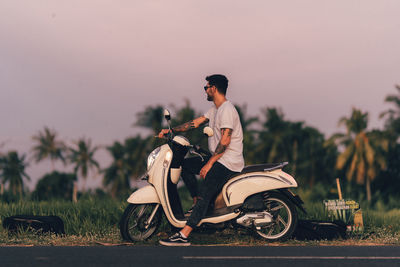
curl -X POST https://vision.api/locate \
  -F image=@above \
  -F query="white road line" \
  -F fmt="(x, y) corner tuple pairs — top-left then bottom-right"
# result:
(183, 256), (400, 260)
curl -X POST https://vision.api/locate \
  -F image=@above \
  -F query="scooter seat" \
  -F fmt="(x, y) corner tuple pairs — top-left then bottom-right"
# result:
(238, 162), (288, 176)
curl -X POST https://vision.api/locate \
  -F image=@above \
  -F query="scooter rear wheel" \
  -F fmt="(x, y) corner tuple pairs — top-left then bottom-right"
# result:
(255, 191), (298, 241)
(120, 203), (162, 242)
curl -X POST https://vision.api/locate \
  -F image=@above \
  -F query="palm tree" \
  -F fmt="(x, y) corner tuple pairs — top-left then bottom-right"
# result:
(380, 84), (400, 142)
(296, 126), (337, 187)
(68, 138), (100, 202)
(0, 144), (5, 195)
(124, 135), (150, 180)
(333, 108), (387, 202)
(235, 104), (258, 165)
(32, 127), (66, 169)
(135, 105), (164, 135)
(0, 152), (4, 195)
(256, 107), (337, 187)
(377, 85), (400, 197)
(256, 107), (291, 164)
(103, 142), (131, 198)
(259, 110), (322, 179)
(1, 151), (30, 196)
(171, 99), (198, 124)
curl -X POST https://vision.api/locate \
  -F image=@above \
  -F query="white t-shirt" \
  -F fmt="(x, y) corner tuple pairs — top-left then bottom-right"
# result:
(204, 101), (244, 172)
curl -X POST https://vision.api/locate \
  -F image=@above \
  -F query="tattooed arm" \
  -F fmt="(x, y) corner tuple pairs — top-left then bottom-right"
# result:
(157, 116), (209, 138)
(199, 128), (232, 179)
(172, 116), (209, 133)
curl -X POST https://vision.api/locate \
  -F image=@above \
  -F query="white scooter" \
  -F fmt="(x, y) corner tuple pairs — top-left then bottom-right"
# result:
(120, 109), (306, 242)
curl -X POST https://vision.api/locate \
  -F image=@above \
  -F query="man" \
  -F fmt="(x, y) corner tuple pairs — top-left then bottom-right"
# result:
(158, 74), (244, 246)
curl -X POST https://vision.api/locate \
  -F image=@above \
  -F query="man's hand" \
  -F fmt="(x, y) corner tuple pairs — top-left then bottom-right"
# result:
(199, 162), (213, 179)
(157, 129), (171, 138)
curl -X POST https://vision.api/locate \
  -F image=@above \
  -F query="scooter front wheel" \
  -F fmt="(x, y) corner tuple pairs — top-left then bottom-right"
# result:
(255, 192), (298, 242)
(120, 203), (162, 242)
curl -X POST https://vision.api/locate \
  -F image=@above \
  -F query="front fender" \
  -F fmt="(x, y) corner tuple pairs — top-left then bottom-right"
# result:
(127, 185), (160, 204)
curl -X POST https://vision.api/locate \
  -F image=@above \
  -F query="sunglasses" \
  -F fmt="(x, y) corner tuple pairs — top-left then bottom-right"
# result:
(204, 85), (212, 91)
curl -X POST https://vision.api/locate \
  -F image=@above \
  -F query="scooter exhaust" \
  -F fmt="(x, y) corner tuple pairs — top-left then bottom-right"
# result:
(236, 211), (273, 228)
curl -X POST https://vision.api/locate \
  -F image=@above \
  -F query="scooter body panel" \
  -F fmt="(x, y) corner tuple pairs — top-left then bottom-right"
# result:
(149, 144), (187, 228)
(127, 185), (160, 204)
(223, 169), (297, 206)
(197, 212), (239, 226)
(147, 144), (172, 185)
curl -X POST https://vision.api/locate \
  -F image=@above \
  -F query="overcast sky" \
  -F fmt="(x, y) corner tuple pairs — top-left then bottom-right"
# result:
(1, 1), (399, 190)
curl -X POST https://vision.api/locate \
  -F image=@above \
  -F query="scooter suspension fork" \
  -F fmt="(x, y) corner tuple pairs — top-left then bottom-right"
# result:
(144, 204), (160, 229)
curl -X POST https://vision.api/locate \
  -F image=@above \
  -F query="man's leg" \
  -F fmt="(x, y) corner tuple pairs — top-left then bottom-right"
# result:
(181, 156), (210, 205)
(185, 162), (235, 229)
(160, 162), (237, 246)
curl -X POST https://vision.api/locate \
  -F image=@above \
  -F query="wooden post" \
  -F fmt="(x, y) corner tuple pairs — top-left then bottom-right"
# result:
(336, 178), (343, 200)
(336, 178), (345, 222)
(72, 182), (78, 203)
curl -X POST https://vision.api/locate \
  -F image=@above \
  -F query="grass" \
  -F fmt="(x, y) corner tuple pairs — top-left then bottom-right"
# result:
(0, 198), (125, 236)
(0, 189), (399, 246)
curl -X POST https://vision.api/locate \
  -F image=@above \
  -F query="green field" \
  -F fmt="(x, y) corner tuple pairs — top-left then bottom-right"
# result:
(1, 190), (399, 246)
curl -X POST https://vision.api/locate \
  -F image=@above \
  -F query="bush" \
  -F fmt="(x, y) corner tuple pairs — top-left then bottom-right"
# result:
(32, 171), (76, 201)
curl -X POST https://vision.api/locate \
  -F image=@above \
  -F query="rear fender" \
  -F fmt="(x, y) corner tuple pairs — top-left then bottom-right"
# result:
(277, 188), (307, 214)
(127, 185), (160, 204)
(223, 170), (297, 206)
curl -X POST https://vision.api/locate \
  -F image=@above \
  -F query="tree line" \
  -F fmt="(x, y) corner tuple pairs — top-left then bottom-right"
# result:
(1, 86), (400, 204)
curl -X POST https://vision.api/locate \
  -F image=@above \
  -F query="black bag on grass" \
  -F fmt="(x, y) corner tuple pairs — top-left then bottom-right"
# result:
(293, 220), (347, 240)
(2, 215), (65, 235)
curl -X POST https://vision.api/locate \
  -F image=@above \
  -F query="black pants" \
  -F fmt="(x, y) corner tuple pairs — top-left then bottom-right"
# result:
(181, 156), (210, 199)
(182, 157), (238, 228)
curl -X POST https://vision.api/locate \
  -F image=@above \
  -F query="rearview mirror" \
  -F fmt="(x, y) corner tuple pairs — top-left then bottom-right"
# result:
(163, 109), (171, 121)
(203, 126), (214, 137)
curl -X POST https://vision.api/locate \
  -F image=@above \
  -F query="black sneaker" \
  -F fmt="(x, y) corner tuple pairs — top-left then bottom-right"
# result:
(159, 232), (191, 246)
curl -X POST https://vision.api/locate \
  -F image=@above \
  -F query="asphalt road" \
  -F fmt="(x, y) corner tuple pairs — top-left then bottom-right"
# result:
(1, 246), (400, 267)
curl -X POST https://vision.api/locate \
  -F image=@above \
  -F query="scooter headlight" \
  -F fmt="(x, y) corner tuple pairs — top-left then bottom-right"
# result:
(147, 147), (161, 171)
